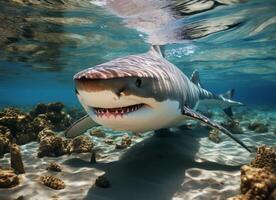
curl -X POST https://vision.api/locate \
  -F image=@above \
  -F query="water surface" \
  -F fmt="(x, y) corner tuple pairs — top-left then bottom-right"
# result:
(0, 0), (275, 107)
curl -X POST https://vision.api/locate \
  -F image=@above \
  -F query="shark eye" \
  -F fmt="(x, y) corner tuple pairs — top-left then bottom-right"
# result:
(75, 88), (79, 94)
(135, 78), (142, 88)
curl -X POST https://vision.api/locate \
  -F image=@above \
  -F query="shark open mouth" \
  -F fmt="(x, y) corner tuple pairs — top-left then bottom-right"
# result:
(92, 103), (145, 118)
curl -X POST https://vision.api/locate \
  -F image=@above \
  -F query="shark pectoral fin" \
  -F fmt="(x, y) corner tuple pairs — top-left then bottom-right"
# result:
(181, 106), (252, 153)
(65, 115), (99, 138)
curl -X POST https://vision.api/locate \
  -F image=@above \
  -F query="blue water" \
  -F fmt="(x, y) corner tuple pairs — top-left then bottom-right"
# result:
(0, 0), (276, 108)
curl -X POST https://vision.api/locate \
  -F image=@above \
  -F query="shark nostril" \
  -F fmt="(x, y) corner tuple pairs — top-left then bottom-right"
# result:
(135, 78), (142, 88)
(115, 87), (125, 97)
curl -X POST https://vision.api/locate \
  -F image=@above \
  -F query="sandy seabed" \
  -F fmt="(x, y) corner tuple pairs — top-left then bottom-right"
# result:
(0, 107), (275, 200)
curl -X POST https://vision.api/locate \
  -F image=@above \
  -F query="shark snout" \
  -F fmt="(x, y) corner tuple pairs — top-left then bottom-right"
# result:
(74, 65), (143, 80)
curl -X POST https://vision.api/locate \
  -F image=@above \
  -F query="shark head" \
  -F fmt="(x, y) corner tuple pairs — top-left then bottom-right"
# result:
(74, 50), (184, 133)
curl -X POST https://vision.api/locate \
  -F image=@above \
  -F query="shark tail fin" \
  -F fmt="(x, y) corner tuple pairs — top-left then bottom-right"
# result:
(221, 89), (235, 118)
(149, 45), (165, 58)
(190, 70), (202, 88)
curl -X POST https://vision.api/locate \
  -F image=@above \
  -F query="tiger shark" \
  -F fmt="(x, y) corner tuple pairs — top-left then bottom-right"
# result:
(66, 45), (251, 153)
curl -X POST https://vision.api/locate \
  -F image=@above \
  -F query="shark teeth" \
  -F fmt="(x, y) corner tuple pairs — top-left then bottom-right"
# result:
(93, 104), (144, 118)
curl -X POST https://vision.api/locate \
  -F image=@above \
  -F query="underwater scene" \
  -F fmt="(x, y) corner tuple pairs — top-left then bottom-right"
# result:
(0, 0), (275, 199)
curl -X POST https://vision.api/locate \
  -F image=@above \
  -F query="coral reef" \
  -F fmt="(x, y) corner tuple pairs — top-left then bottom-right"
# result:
(90, 128), (106, 138)
(10, 144), (25, 174)
(250, 145), (276, 173)
(222, 119), (243, 134)
(37, 133), (94, 157)
(208, 129), (221, 143)
(104, 137), (114, 145)
(116, 135), (132, 149)
(230, 165), (276, 200)
(46, 162), (62, 172)
(40, 175), (65, 190)
(229, 146), (276, 200)
(95, 175), (110, 188)
(0, 102), (73, 149)
(0, 169), (20, 188)
(0, 125), (12, 158)
(248, 122), (268, 133)
(67, 135), (93, 154)
(37, 129), (56, 142)
(37, 135), (67, 158)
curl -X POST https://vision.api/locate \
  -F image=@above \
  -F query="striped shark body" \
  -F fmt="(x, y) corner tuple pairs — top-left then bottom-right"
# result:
(66, 46), (251, 152)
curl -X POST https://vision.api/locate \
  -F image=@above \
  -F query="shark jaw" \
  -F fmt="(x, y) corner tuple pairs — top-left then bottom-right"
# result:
(76, 89), (182, 133)
(91, 103), (145, 118)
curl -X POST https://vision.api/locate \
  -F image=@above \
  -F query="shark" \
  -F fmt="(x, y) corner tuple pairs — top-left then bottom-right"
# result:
(66, 45), (251, 153)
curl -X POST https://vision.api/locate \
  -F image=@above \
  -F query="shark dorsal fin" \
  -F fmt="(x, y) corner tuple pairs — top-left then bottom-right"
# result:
(221, 89), (235, 100)
(190, 70), (202, 88)
(149, 45), (165, 58)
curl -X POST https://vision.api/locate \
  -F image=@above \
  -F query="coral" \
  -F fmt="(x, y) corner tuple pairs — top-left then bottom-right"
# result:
(37, 129), (56, 142)
(31, 114), (54, 133)
(37, 134), (94, 157)
(47, 102), (64, 113)
(248, 122), (268, 133)
(30, 103), (48, 116)
(0, 108), (35, 144)
(10, 144), (25, 174)
(0, 169), (20, 188)
(0, 125), (12, 158)
(116, 135), (132, 149)
(30, 102), (72, 131)
(40, 175), (65, 190)
(46, 162), (62, 172)
(208, 129), (221, 143)
(95, 175), (110, 188)
(222, 119), (243, 134)
(104, 137), (114, 145)
(67, 135), (93, 154)
(90, 128), (106, 138)
(37, 135), (66, 158)
(250, 145), (276, 173)
(237, 165), (275, 200)
(0, 102), (73, 147)
(229, 146), (276, 200)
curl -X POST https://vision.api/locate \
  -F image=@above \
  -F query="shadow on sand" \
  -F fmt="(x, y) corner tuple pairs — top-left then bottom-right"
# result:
(64, 127), (240, 200)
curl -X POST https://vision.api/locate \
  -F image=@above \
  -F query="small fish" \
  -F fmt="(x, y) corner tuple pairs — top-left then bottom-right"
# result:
(66, 46), (251, 153)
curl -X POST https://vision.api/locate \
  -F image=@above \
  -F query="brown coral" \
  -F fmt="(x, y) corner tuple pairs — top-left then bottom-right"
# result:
(250, 145), (276, 173)
(46, 162), (62, 172)
(0, 169), (20, 188)
(37, 135), (66, 158)
(40, 175), (65, 190)
(208, 129), (221, 143)
(67, 135), (93, 154)
(37, 129), (56, 142)
(0, 102), (73, 148)
(222, 119), (243, 134)
(229, 146), (276, 200)
(90, 128), (106, 138)
(0, 125), (12, 158)
(237, 165), (275, 200)
(248, 122), (268, 133)
(95, 175), (110, 188)
(10, 144), (25, 174)
(116, 135), (132, 149)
